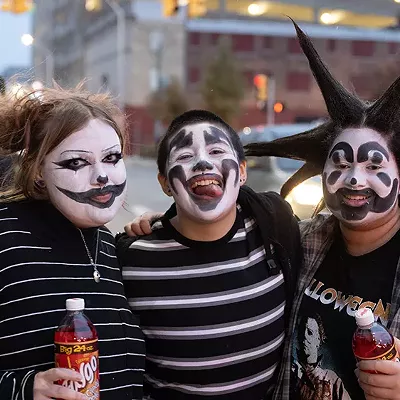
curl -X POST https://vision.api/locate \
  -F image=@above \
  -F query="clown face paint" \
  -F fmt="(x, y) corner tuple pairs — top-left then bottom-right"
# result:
(323, 128), (399, 225)
(166, 123), (241, 222)
(41, 119), (127, 228)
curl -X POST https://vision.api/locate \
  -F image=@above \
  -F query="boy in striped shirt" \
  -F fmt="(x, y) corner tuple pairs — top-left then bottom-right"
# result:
(117, 110), (301, 399)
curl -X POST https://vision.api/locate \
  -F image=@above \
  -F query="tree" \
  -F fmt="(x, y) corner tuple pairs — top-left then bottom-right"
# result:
(201, 37), (245, 124)
(147, 77), (189, 126)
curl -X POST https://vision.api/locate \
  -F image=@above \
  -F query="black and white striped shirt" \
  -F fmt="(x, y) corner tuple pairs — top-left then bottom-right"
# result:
(0, 200), (145, 400)
(119, 204), (286, 400)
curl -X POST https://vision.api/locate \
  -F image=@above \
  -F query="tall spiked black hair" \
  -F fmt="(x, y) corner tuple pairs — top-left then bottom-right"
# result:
(245, 20), (400, 198)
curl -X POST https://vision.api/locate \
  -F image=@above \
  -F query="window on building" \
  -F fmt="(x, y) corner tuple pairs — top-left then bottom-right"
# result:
(211, 33), (220, 46)
(351, 41), (375, 57)
(327, 39), (336, 52)
(261, 36), (274, 49)
(232, 34), (254, 52)
(288, 38), (302, 54)
(287, 71), (311, 91)
(190, 32), (201, 46)
(388, 42), (398, 55)
(189, 67), (200, 83)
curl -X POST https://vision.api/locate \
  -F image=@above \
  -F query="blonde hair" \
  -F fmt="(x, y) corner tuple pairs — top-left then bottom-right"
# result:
(0, 85), (127, 202)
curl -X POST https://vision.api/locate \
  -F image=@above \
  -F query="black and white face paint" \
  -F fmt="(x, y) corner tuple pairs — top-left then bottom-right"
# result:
(323, 128), (399, 225)
(166, 123), (240, 222)
(41, 119), (127, 228)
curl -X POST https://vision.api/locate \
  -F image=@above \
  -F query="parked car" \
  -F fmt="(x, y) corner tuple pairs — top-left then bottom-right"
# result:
(239, 122), (323, 220)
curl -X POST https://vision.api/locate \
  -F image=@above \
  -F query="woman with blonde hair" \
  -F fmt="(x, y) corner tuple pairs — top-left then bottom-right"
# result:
(0, 86), (145, 400)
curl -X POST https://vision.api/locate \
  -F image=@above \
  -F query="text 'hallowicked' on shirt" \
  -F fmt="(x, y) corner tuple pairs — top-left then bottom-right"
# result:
(118, 203), (286, 400)
(0, 200), (145, 400)
(291, 228), (399, 400)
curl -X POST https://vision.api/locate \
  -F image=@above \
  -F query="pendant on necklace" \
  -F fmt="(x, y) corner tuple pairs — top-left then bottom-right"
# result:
(93, 269), (101, 283)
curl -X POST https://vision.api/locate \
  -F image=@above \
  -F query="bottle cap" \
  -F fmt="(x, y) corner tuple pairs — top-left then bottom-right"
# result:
(355, 307), (374, 327)
(66, 298), (85, 311)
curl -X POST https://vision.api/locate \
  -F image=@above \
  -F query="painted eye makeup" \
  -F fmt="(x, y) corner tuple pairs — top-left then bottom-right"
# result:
(54, 158), (90, 171)
(102, 152), (123, 165)
(209, 148), (225, 155)
(367, 165), (382, 171)
(176, 154), (193, 162)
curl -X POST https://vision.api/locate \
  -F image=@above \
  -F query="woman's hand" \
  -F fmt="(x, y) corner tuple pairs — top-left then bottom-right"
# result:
(124, 212), (164, 237)
(33, 368), (85, 400)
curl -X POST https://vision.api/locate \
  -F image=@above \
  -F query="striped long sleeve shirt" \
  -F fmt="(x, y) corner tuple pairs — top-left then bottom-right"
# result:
(118, 204), (286, 400)
(0, 200), (145, 400)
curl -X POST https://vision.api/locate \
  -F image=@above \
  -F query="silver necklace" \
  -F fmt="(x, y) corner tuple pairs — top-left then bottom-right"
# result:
(78, 228), (101, 283)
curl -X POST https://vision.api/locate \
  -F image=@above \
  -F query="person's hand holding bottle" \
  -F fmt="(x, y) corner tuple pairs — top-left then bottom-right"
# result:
(33, 368), (85, 400)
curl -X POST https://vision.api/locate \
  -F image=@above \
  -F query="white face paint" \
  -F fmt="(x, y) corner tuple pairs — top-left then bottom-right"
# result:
(323, 128), (399, 226)
(166, 123), (241, 222)
(41, 119), (127, 228)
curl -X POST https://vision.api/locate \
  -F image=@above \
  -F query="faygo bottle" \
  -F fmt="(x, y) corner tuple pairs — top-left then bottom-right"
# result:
(54, 298), (100, 398)
(352, 307), (399, 369)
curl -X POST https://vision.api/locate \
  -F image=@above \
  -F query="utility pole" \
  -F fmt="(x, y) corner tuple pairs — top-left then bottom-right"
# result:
(105, 0), (126, 111)
(149, 30), (164, 142)
(267, 75), (276, 126)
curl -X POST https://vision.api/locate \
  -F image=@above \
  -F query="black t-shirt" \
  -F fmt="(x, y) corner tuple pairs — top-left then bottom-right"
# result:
(291, 228), (400, 400)
(120, 204), (286, 400)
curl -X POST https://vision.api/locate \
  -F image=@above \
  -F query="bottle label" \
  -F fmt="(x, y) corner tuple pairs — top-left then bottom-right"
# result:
(55, 339), (100, 399)
(355, 343), (400, 362)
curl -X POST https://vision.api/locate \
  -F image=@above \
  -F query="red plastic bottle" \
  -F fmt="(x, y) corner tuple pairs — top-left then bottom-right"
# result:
(352, 307), (399, 369)
(54, 298), (100, 399)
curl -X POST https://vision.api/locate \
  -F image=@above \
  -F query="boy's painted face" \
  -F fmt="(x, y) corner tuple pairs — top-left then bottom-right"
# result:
(41, 119), (127, 228)
(323, 128), (399, 226)
(165, 123), (242, 222)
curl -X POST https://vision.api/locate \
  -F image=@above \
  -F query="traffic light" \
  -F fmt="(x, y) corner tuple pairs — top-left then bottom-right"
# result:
(162, 0), (179, 17)
(85, 0), (102, 12)
(253, 74), (268, 102)
(274, 102), (285, 113)
(1, 0), (32, 13)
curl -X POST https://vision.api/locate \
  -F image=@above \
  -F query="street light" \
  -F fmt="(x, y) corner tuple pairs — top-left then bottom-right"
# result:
(21, 33), (34, 46)
(21, 33), (54, 87)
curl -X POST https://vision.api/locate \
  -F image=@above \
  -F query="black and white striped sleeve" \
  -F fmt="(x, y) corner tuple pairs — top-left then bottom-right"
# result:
(0, 369), (36, 400)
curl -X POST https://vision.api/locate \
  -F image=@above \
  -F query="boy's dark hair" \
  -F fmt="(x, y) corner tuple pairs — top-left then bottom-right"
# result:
(245, 20), (400, 198)
(157, 109), (245, 176)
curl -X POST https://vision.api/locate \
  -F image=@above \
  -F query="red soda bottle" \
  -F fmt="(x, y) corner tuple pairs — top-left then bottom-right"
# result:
(54, 298), (100, 398)
(352, 307), (399, 371)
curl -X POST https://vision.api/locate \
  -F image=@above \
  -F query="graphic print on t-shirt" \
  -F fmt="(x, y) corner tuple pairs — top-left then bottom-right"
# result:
(291, 230), (398, 400)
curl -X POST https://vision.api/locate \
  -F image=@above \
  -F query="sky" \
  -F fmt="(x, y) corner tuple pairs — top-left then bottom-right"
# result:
(0, 11), (32, 74)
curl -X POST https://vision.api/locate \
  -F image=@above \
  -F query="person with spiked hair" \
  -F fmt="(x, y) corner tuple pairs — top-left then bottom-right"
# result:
(245, 20), (400, 400)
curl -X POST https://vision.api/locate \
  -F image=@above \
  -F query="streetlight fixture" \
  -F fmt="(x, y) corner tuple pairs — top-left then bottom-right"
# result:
(21, 33), (54, 87)
(21, 33), (34, 46)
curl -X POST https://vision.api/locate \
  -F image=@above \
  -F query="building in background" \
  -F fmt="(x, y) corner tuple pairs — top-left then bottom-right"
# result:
(0, 65), (31, 81)
(31, 0), (400, 151)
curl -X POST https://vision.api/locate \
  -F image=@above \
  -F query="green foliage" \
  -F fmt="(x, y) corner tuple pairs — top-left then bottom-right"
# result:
(201, 37), (245, 124)
(147, 77), (189, 125)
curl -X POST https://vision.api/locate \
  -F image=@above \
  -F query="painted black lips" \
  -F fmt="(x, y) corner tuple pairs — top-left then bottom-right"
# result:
(56, 181), (126, 209)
